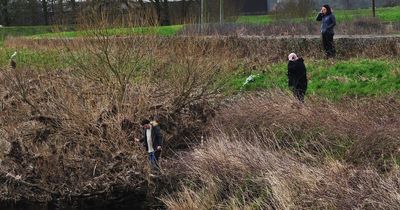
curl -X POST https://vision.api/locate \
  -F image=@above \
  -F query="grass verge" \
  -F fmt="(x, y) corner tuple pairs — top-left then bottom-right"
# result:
(236, 6), (400, 24)
(226, 59), (400, 100)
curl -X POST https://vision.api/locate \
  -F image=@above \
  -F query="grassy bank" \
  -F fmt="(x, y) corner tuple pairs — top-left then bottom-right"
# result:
(0, 25), (71, 46)
(1, 43), (399, 100)
(236, 6), (400, 24)
(0, 25), (181, 46)
(32, 25), (183, 39)
(1, 45), (399, 100)
(0, 26), (54, 39)
(225, 59), (400, 100)
(0, 48), (66, 70)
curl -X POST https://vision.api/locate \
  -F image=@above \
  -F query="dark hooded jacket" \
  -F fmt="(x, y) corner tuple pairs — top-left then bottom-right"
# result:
(140, 121), (163, 152)
(316, 5), (336, 34)
(288, 58), (307, 90)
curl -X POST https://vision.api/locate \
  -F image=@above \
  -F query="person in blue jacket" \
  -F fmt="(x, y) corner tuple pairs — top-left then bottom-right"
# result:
(316, 4), (336, 58)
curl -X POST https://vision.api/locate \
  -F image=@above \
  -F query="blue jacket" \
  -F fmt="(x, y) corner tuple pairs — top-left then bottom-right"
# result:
(316, 13), (336, 34)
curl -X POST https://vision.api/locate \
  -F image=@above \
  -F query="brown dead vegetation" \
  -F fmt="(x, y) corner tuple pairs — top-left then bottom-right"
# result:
(1, 61), (399, 209)
(0, 37), (227, 207)
(181, 18), (400, 36)
(163, 92), (400, 210)
(0, 67), (146, 204)
(5, 34), (400, 65)
(164, 137), (400, 209)
(213, 91), (400, 170)
(1, 11), (400, 209)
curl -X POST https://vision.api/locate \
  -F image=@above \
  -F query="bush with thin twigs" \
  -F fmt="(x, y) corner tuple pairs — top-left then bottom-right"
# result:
(271, 0), (316, 19)
(0, 18), (231, 208)
(59, 10), (160, 105)
(0, 68), (148, 205)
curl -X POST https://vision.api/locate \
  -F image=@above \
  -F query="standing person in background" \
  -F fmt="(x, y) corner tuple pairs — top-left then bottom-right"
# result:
(316, 4), (336, 58)
(135, 116), (163, 173)
(287, 53), (308, 103)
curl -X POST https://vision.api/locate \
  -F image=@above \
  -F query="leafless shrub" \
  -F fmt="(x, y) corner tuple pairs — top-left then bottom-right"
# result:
(0, 10), (232, 207)
(271, 0), (316, 19)
(340, 17), (386, 35)
(0, 67), (149, 205)
(59, 10), (159, 105)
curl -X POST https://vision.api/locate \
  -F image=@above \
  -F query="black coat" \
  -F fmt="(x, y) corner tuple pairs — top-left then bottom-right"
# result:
(288, 58), (308, 91)
(140, 123), (163, 151)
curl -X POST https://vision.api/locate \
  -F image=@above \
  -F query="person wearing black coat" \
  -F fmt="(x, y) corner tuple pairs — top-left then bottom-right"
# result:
(287, 53), (308, 103)
(136, 118), (163, 171)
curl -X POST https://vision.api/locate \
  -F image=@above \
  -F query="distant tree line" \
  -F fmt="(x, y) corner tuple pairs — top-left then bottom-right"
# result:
(1, 0), (399, 27)
(0, 0), (247, 26)
(0, 0), (80, 26)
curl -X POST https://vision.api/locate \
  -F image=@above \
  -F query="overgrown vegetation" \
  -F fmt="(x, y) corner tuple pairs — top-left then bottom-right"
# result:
(1, 6), (400, 210)
(228, 59), (400, 100)
(0, 11), (232, 209)
(163, 92), (400, 209)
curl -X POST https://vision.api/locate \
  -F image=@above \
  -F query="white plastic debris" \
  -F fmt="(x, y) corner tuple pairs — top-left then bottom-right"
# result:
(10, 51), (17, 60)
(241, 74), (260, 89)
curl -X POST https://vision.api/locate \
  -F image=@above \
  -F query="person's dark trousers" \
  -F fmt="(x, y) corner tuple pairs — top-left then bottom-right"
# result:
(148, 150), (162, 171)
(293, 88), (306, 103)
(322, 33), (335, 58)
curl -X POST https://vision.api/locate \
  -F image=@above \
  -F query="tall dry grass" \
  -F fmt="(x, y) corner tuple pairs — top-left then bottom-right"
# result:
(163, 134), (400, 210)
(163, 91), (400, 210)
(214, 91), (400, 169)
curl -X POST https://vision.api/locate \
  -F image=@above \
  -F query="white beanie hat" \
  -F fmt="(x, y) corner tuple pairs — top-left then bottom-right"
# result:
(288, 53), (298, 61)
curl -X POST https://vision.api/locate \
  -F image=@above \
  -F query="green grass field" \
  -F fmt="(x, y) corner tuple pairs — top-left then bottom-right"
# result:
(1, 6), (399, 42)
(0, 48), (67, 70)
(226, 59), (400, 100)
(0, 25), (74, 46)
(0, 25), (54, 38)
(236, 6), (400, 24)
(33, 25), (183, 39)
(0, 25), (181, 45)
